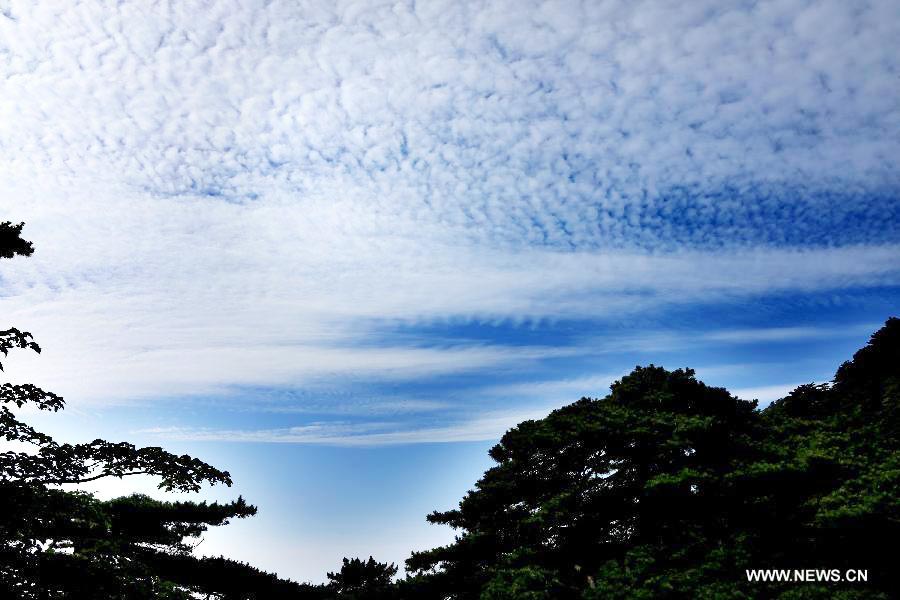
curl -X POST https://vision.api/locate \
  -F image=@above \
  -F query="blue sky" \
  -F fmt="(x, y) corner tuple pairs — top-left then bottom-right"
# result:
(1, 0), (899, 583)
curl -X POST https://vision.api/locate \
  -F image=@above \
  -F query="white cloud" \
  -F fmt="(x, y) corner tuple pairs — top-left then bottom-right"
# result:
(135, 375), (822, 445)
(567, 321), (882, 356)
(1, 0), (898, 245)
(478, 374), (619, 401)
(701, 323), (879, 344)
(137, 403), (557, 446)
(0, 0), (897, 409)
(249, 398), (453, 416)
(0, 186), (897, 404)
(731, 382), (809, 406)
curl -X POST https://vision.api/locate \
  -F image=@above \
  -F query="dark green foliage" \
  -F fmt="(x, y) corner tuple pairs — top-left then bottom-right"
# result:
(406, 320), (900, 599)
(138, 553), (331, 600)
(0, 328), (258, 598)
(0, 221), (33, 259)
(0, 328), (42, 372)
(327, 556), (399, 599)
(1, 223), (311, 599)
(753, 321), (900, 596)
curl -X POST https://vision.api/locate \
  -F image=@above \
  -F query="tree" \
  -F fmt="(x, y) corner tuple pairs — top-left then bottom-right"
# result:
(406, 320), (900, 599)
(0, 222), (314, 599)
(0, 221), (33, 259)
(327, 557), (398, 599)
(139, 552), (332, 600)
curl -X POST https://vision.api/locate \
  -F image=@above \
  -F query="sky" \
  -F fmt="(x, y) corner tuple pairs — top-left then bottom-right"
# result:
(1, 0), (899, 584)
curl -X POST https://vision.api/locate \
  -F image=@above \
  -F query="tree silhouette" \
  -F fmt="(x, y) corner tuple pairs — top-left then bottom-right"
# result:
(0, 223), (315, 599)
(327, 556), (398, 599)
(0, 221), (33, 259)
(405, 320), (900, 599)
(139, 553), (331, 600)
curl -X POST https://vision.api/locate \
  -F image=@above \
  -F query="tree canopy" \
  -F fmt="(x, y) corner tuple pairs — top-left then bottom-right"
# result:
(0, 223), (318, 599)
(0, 222), (33, 260)
(405, 319), (899, 599)
(327, 556), (399, 599)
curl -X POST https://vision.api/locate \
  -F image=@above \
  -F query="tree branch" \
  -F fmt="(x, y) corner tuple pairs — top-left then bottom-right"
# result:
(47, 471), (154, 485)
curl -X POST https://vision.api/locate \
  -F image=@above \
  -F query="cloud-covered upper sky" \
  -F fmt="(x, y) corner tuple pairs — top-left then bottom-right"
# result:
(1, 0), (898, 582)
(3, 0), (899, 247)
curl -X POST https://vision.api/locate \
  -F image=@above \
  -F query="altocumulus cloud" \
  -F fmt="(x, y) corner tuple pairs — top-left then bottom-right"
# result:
(3, 0), (899, 240)
(0, 0), (898, 424)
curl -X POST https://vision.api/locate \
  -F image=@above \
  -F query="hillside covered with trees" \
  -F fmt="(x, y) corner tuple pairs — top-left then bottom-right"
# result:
(2, 222), (896, 598)
(401, 318), (898, 599)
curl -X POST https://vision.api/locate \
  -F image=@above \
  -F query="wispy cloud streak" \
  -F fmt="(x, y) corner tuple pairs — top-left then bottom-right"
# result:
(138, 405), (557, 446)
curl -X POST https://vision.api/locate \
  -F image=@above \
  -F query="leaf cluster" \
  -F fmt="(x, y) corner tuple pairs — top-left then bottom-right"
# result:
(404, 320), (900, 599)
(1, 224), (312, 598)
